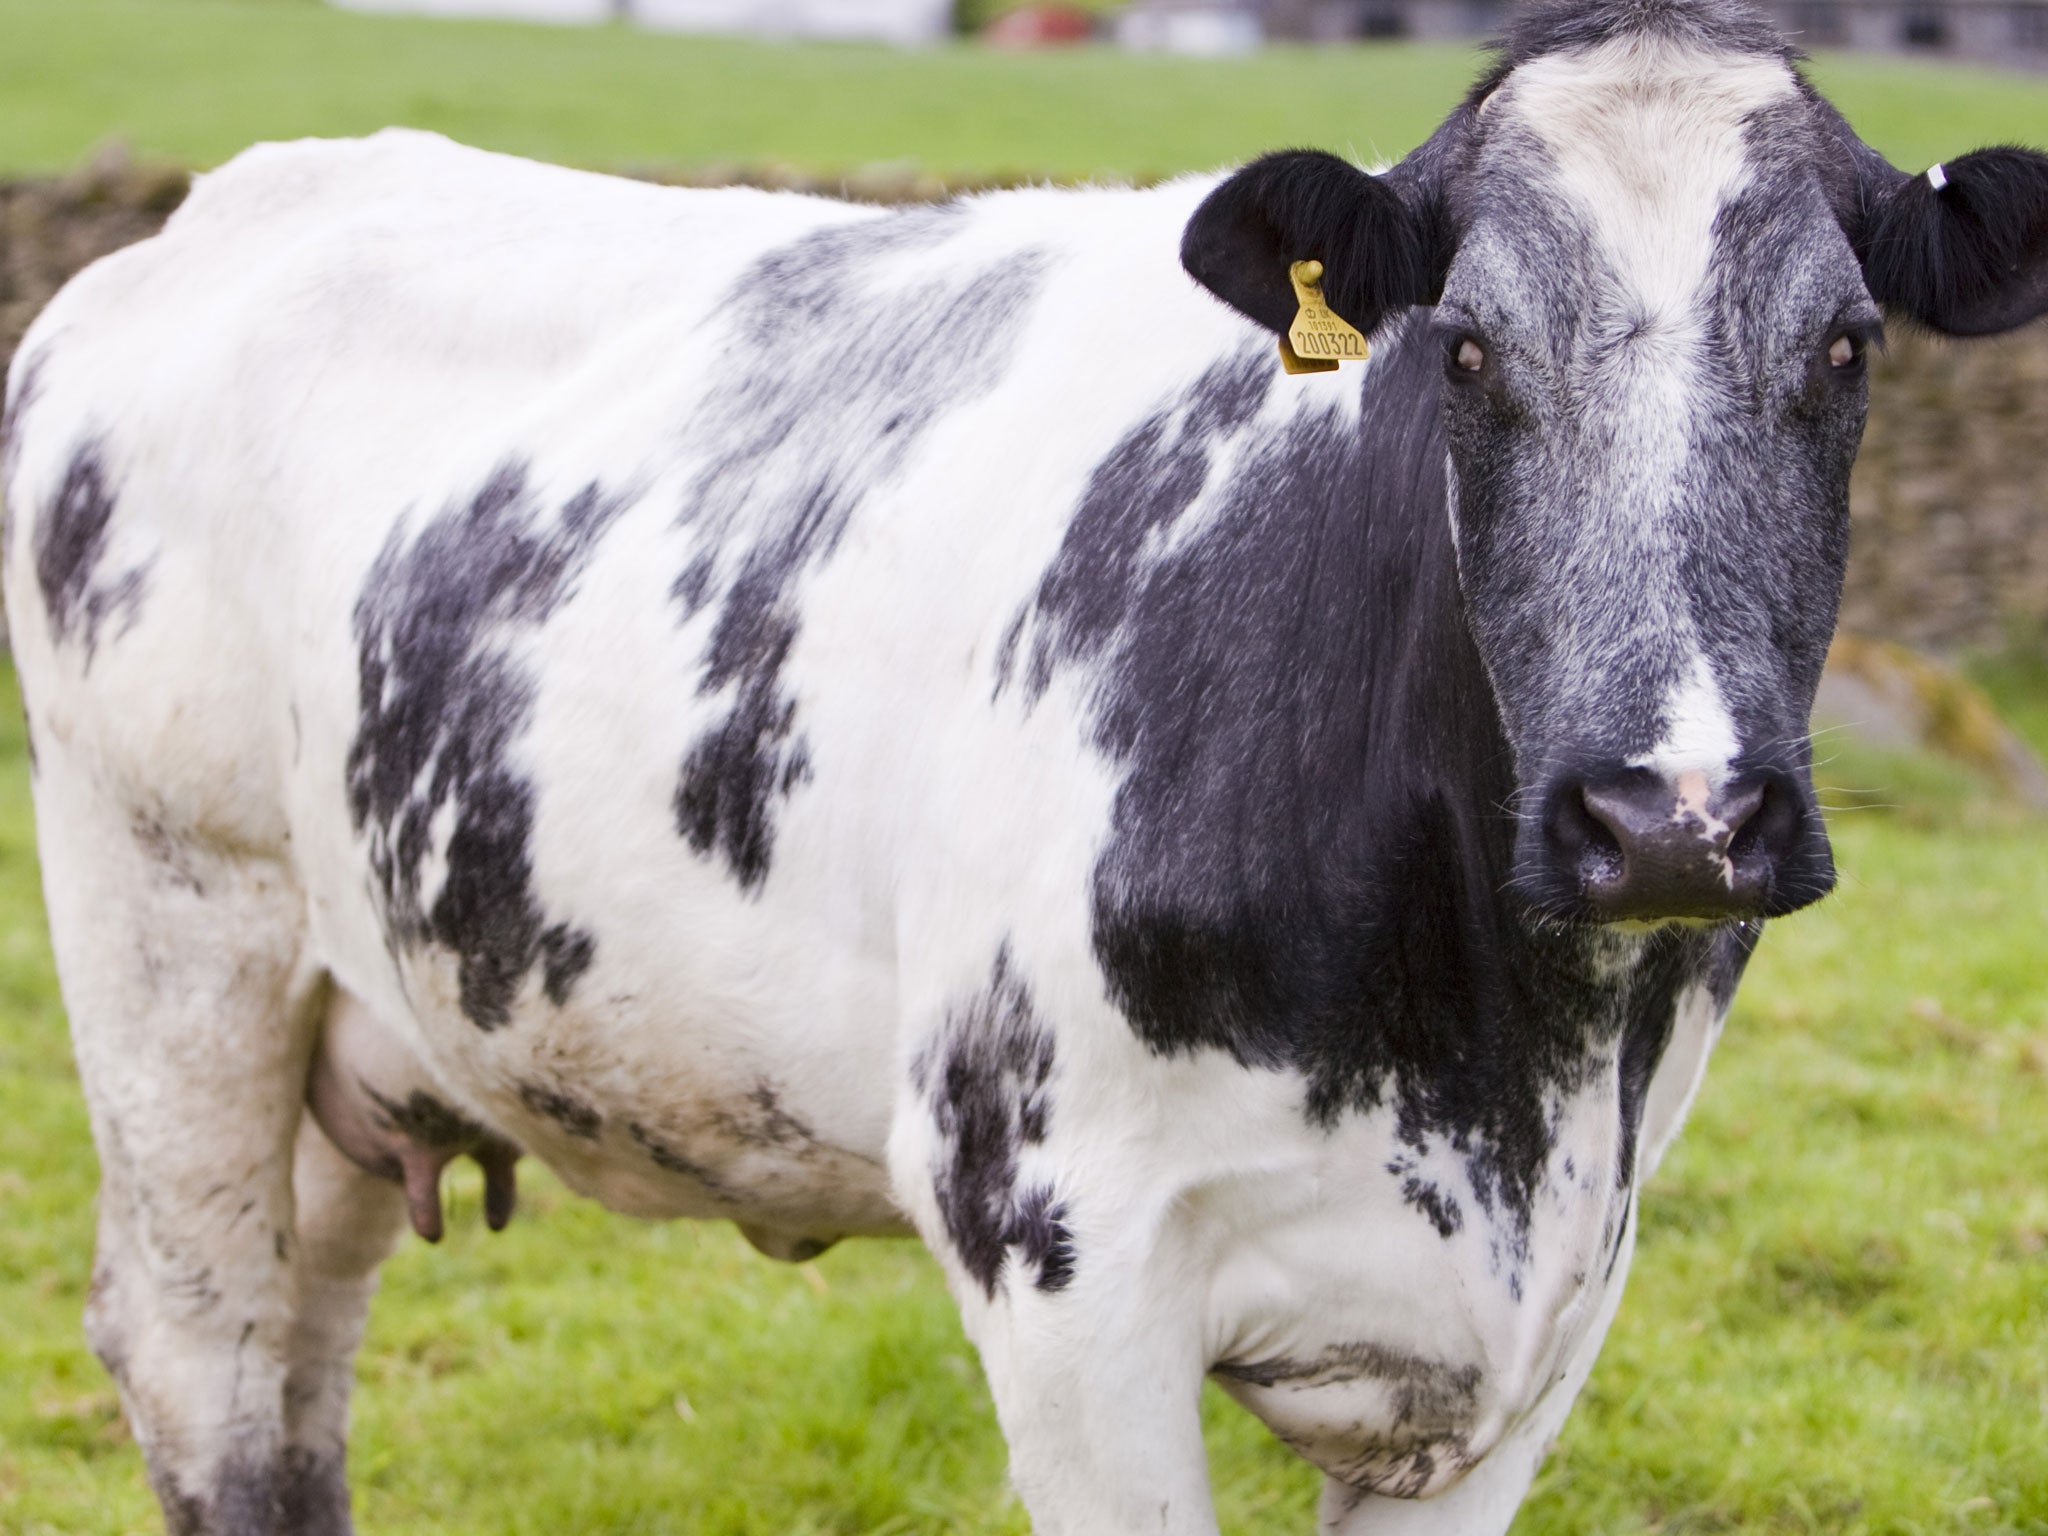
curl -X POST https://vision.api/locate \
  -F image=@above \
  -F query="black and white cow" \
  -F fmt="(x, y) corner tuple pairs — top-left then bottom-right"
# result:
(5, 0), (2046, 1530)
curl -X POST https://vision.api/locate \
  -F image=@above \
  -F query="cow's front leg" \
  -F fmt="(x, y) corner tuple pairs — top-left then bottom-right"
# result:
(1315, 1443), (1538, 1536)
(896, 1015), (1217, 1531)
(970, 1275), (1216, 1536)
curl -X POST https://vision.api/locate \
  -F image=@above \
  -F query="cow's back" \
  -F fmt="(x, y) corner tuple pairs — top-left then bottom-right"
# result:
(2, 132), (871, 838)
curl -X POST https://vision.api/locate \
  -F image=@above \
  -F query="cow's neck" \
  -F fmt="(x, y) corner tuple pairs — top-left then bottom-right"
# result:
(1065, 313), (1722, 1218)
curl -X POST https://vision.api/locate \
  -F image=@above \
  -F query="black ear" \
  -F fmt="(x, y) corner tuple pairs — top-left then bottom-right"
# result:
(1181, 150), (1440, 340)
(1855, 146), (2048, 337)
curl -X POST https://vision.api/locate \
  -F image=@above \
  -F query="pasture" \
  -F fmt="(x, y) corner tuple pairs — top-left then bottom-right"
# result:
(3, 6), (2048, 1533)
(4, 0), (2048, 179)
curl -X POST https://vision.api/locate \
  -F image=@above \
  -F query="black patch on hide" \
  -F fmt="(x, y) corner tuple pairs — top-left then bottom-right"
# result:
(1384, 1153), (1464, 1240)
(628, 1120), (745, 1203)
(517, 1081), (602, 1140)
(912, 948), (1075, 1296)
(278, 1446), (351, 1536)
(156, 1453), (278, 1536)
(34, 441), (150, 659)
(718, 1080), (819, 1151)
(670, 210), (1045, 892)
(365, 1085), (486, 1150)
(1008, 1182), (1076, 1294)
(347, 461), (620, 1029)
(539, 924), (596, 1006)
(1007, 347), (1273, 699)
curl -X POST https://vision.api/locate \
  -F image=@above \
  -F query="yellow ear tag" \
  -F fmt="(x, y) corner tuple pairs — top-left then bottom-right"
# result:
(1280, 260), (1371, 376)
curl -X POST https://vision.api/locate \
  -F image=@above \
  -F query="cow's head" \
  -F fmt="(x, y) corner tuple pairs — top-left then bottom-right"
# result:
(1182, 0), (2048, 927)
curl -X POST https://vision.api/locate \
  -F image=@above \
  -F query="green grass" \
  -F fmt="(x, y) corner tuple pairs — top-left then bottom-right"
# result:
(1, 638), (2044, 1534)
(2, 0), (2046, 182)
(1973, 648), (2048, 767)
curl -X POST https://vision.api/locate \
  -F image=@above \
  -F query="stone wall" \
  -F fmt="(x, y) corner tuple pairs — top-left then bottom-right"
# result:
(4, 151), (2045, 657)
(1848, 327), (2048, 652)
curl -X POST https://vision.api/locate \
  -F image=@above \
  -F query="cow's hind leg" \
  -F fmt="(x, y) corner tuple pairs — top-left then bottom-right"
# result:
(279, 1111), (408, 1534)
(40, 774), (323, 1535)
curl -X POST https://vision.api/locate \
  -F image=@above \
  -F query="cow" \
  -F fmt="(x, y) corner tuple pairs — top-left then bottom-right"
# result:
(4, 0), (2045, 1530)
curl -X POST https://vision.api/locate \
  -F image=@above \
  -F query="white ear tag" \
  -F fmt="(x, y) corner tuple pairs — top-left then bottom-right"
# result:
(1928, 162), (1949, 192)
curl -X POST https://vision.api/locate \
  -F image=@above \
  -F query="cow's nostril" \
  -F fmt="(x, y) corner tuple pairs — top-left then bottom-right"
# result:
(1727, 776), (1796, 865)
(1550, 782), (1622, 864)
(1577, 779), (1666, 858)
(1711, 781), (1766, 851)
(1577, 784), (1632, 850)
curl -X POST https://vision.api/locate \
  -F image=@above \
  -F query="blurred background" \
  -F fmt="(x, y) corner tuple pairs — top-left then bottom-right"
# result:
(1, 2), (2045, 1532)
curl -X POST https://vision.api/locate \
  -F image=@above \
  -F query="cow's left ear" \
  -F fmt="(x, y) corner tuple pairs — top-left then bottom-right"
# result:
(1850, 146), (2048, 337)
(1181, 149), (1445, 339)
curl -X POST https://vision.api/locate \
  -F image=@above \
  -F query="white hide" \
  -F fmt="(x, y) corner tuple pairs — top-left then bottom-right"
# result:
(1503, 35), (1798, 326)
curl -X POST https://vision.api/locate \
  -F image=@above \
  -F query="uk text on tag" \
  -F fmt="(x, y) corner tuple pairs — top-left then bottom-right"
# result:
(1282, 260), (1370, 374)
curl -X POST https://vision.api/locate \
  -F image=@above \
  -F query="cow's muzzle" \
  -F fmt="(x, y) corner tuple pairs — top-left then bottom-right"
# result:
(1530, 766), (1834, 923)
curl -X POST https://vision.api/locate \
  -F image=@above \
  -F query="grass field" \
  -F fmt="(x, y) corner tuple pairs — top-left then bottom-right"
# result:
(3, 0), (2048, 181)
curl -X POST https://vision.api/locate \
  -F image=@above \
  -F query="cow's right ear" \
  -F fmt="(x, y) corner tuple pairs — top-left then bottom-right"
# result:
(1181, 150), (1441, 340)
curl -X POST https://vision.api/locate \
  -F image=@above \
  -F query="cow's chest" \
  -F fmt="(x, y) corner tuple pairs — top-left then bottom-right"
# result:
(1197, 1056), (1637, 1499)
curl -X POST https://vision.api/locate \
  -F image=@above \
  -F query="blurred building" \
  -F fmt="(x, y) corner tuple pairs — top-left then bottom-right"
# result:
(330, 0), (954, 43)
(1115, 0), (2048, 63)
(326, 0), (2048, 58)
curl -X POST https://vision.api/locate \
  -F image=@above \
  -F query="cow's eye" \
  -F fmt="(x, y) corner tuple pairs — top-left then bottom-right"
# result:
(1827, 333), (1861, 369)
(1444, 334), (1487, 378)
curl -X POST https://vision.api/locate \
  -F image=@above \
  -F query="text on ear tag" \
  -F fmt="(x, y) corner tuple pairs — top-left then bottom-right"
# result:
(1277, 335), (1338, 375)
(1282, 260), (1370, 373)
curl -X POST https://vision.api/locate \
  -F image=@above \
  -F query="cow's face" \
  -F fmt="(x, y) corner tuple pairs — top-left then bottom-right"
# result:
(1428, 36), (1860, 924)
(1182, 19), (2048, 927)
